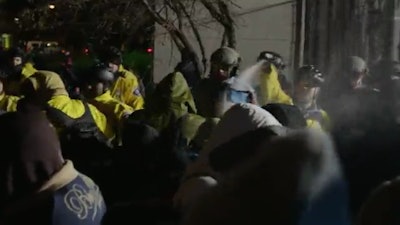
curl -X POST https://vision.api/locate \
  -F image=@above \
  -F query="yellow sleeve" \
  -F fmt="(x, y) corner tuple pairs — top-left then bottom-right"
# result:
(123, 77), (145, 111)
(112, 101), (134, 121)
(306, 110), (331, 131)
(306, 119), (323, 130)
(88, 104), (115, 140)
(126, 95), (144, 111)
(0, 95), (20, 112)
(320, 110), (331, 131)
(48, 97), (86, 119)
(260, 65), (293, 106)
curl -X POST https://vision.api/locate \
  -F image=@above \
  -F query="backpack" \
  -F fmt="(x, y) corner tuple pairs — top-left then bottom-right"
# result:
(45, 101), (110, 147)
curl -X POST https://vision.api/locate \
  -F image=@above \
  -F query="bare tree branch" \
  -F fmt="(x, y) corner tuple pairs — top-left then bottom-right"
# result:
(200, 0), (225, 24)
(221, 30), (227, 47)
(225, 0), (241, 9)
(14, 0), (238, 80)
(217, 0), (236, 48)
(177, 0), (207, 72)
(169, 0), (183, 30)
(139, 0), (196, 53)
(200, 0), (237, 48)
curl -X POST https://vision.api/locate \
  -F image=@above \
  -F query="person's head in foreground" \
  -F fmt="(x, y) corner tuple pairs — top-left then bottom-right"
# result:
(0, 106), (106, 225)
(183, 128), (351, 225)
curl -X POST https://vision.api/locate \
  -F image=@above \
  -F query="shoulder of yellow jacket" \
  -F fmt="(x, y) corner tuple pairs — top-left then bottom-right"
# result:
(118, 66), (135, 78)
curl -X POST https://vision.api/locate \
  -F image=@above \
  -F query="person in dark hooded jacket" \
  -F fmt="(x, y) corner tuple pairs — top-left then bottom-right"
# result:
(0, 104), (106, 225)
(130, 71), (197, 131)
(129, 71), (207, 149)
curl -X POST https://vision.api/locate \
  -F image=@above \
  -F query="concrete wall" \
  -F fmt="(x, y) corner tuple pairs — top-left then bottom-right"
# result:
(394, 8), (400, 60)
(153, 0), (297, 83)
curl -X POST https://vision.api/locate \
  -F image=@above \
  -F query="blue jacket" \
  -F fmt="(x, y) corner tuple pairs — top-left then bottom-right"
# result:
(1, 161), (106, 225)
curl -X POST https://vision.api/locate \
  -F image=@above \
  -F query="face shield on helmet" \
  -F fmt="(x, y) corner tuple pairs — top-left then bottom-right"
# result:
(83, 64), (115, 98)
(95, 69), (115, 87)
(295, 65), (324, 88)
(210, 47), (241, 81)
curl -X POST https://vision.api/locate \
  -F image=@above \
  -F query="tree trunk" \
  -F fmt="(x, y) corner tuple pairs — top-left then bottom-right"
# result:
(221, 31), (227, 47)
(218, 0), (236, 49)
(200, 0), (237, 49)
(177, 0), (207, 75)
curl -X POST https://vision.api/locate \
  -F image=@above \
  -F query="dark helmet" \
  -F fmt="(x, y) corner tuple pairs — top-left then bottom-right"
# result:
(8, 47), (26, 61)
(295, 65), (324, 88)
(257, 51), (285, 70)
(102, 46), (122, 65)
(210, 47), (241, 68)
(88, 64), (115, 88)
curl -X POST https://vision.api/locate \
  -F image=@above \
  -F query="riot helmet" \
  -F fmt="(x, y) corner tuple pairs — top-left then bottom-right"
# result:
(210, 47), (241, 80)
(83, 64), (115, 98)
(295, 65), (324, 88)
(257, 51), (285, 71)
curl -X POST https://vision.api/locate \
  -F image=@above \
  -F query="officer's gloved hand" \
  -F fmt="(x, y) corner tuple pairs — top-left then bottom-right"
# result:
(249, 91), (258, 105)
(173, 175), (217, 212)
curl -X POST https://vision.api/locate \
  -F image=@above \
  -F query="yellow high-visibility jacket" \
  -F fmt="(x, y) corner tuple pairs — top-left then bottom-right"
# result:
(110, 65), (144, 111)
(259, 65), (293, 106)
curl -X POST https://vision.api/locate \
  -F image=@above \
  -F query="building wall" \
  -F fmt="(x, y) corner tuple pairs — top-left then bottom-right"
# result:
(153, 0), (298, 83)
(394, 8), (400, 60)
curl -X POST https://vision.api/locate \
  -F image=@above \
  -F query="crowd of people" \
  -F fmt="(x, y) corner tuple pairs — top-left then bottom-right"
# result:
(0, 44), (399, 225)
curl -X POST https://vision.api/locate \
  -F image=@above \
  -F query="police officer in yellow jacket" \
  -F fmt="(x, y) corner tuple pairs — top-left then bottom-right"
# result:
(4, 47), (38, 96)
(83, 65), (133, 132)
(102, 47), (144, 111)
(20, 70), (115, 140)
(257, 51), (293, 106)
(293, 65), (330, 131)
